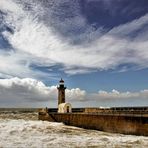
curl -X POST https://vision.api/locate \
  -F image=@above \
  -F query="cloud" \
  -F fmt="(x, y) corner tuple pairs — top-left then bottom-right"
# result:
(0, 0), (148, 77)
(95, 89), (139, 100)
(109, 13), (148, 37)
(0, 77), (54, 102)
(0, 77), (147, 107)
(0, 77), (86, 107)
(66, 88), (86, 101)
(0, 50), (50, 79)
(88, 89), (148, 107)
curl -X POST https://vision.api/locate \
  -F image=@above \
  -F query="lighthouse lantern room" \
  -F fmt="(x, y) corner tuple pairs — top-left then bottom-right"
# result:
(57, 78), (66, 105)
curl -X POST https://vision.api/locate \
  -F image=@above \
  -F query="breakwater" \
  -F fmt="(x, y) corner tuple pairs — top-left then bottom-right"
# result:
(38, 107), (148, 136)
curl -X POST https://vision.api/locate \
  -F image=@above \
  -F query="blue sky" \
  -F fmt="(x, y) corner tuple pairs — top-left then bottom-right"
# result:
(0, 0), (148, 107)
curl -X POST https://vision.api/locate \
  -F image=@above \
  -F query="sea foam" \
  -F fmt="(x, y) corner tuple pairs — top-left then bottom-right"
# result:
(0, 112), (148, 148)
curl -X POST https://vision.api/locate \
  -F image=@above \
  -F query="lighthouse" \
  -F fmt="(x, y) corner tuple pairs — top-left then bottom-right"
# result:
(57, 78), (66, 105)
(57, 79), (72, 113)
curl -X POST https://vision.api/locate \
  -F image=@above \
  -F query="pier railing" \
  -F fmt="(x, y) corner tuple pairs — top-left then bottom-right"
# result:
(46, 107), (148, 117)
(84, 107), (148, 117)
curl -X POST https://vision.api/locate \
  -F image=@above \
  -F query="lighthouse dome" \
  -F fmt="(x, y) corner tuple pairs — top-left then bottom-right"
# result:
(59, 78), (64, 85)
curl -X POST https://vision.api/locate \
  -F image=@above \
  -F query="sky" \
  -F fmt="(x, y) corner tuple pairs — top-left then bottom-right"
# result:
(0, 0), (148, 108)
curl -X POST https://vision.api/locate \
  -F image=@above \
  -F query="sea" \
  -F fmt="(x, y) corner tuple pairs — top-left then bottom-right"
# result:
(0, 109), (148, 148)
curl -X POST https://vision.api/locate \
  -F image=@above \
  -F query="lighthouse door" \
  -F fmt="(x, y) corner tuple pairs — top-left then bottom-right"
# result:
(67, 106), (69, 113)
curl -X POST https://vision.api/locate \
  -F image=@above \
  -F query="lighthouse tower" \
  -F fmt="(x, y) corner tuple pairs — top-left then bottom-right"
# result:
(57, 78), (66, 105)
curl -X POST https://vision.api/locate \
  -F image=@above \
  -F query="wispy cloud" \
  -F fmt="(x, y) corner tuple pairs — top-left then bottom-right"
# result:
(0, 0), (148, 77)
(0, 50), (51, 79)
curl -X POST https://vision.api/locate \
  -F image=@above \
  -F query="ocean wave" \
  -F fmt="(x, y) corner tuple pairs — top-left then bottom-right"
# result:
(0, 112), (38, 120)
(0, 114), (147, 148)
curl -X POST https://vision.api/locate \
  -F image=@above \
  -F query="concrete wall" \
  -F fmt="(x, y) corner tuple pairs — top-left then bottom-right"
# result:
(84, 107), (148, 114)
(39, 113), (148, 136)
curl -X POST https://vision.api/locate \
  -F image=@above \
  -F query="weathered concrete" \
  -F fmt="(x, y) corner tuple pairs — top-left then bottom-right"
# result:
(85, 107), (148, 115)
(39, 112), (148, 136)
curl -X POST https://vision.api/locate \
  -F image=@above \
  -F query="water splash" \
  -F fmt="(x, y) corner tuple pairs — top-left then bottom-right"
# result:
(0, 111), (148, 147)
